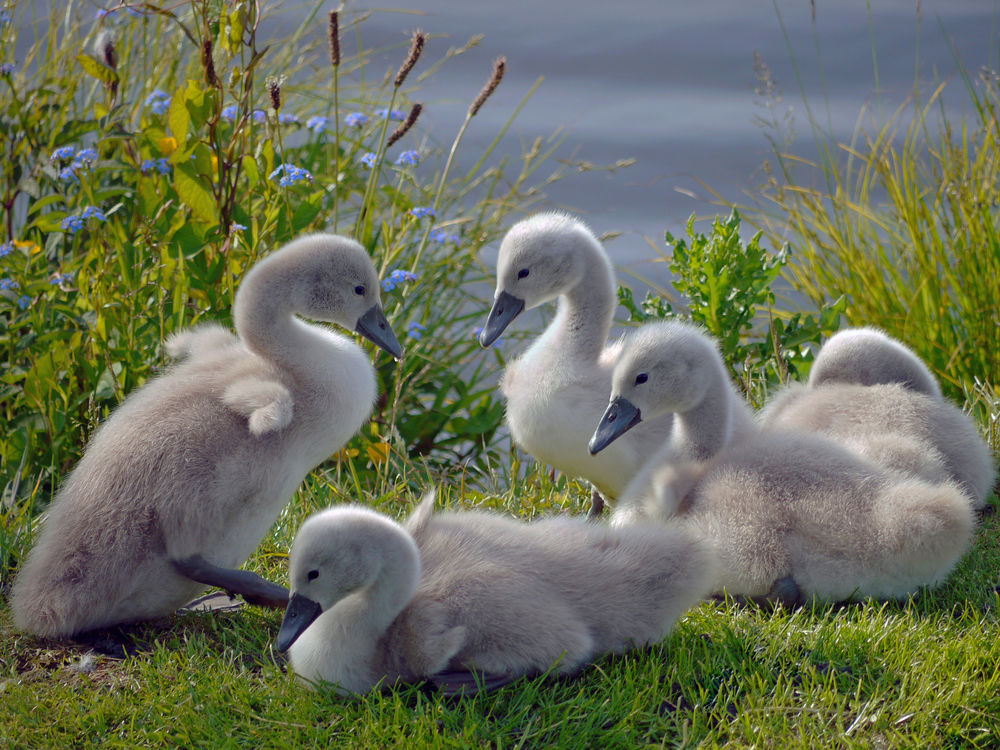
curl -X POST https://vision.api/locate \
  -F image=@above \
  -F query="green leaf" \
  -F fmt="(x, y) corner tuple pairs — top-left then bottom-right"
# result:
(174, 163), (219, 227)
(76, 53), (119, 88)
(167, 83), (192, 145)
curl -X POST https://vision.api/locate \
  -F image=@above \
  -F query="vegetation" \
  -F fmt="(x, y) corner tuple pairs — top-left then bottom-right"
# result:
(1, 2), (997, 749)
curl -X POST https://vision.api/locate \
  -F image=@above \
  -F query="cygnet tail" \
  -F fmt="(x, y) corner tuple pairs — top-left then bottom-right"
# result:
(867, 478), (975, 598)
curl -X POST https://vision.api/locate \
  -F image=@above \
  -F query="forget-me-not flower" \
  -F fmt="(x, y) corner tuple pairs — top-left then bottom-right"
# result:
(381, 268), (417, 292)
(306, 115), (332, 133)
(376, 108), (406, 121)
(221, 105), (239, 121)
(345, 112), (368, 127)
(0, 242), (13, 258)
(0, 277), (20, 291)
(409, 206), (435, 219)
(17, 294), (31, 310)
(231, 222), (247, 232)
(430, 228), (460, 244)
(81, 206), (106, 221)
(51, 146), (76, 163)
(57, 166), (79, 182)
(360, 152), (377, 168)
(141, 157), (171, 175)
(407, 321), (426, 340)
(395, 150), (420, 167)
(0, 10), (12, 26)
(0, 63), (14, 75)
(145, 90), (171, 116)
(268, 163), (313, 187)
(74, 148), (97, 167)
(49, 272), (74, 286)
(277, 113), (298, 125)
(252, 109), (267, 123)
(61, 215), (85, 233)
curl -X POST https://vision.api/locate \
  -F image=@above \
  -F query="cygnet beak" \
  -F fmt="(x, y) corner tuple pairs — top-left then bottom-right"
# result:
(479, 290), (525, 347)
(275, 592), (323, 652)
(356, 304), (403, 359)
(589, 397), (642, 454)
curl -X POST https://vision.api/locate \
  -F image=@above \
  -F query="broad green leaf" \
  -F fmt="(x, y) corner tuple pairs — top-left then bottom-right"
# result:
(76, 53), (119, 88)
(175, 163), (219, 226)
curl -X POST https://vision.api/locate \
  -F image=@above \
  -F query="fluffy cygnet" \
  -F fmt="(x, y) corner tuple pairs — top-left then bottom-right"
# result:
(11, 233), (402, 638)
(276, 491), (714, 694)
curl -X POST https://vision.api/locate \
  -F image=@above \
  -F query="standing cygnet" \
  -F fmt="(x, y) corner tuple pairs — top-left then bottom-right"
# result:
(478, 213), (674, 513)
(587, 320), (757, 526)
(762, 328), (995, 508)
(11, 233), (402, 638)
(632, 432), (976, 603)
(276, 491), (714, 695)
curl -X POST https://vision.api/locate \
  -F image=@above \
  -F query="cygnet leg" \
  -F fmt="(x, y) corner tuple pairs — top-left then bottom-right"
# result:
(171, 555), (289, 609)
(429, 668), (526, 696)
(587, 489), (606, 521)
(765, 576), (802, 608)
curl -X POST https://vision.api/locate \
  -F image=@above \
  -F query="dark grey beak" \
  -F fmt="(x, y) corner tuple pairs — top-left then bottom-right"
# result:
(275, 592), (323, 652)
(589, 397), (642, 454)
(479, 291), (525, 347)
(356, 304), (403, 359)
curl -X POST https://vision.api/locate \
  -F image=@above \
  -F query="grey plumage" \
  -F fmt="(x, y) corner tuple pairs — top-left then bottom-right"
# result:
(11, 234), (400, 638)
(277, 492), (714, 694)
(762, 328), (995, 507)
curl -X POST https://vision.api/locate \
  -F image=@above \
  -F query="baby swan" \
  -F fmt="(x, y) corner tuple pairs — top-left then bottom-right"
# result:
(276, 492), (714, 695)
(11, 233), (402, 639)
(762, 328), (995, 508)
(478, 213), (674, 509)
(588, 320), (756, 526)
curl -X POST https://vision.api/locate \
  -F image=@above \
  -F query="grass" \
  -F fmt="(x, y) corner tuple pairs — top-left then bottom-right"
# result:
(2, 478), (999, 748)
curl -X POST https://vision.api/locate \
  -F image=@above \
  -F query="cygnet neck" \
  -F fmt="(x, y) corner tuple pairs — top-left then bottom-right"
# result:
(669, 368), (735, 461)
(359, 530), (422, 634)
(543, 242), (616, 363)
(233, 260), (327, 375)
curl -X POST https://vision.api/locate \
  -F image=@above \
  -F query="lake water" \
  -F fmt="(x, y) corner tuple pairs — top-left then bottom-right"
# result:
(329, 0), (997, 279)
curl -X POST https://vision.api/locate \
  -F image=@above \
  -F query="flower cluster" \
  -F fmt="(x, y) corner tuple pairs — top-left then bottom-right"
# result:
(252, 109), (267, 123)
(409, 206), (435, 219)
(376, 108), (406, 121)
(407, 321), (426, 340)
(359, 152), (377, 168)
(277, 113), (298, 125)
(0, 242), (12, 258)
(381, 268), (417, 292)
(145, 90), (170, 115)
(49, 272), (75, 286)
(0, 10), (12, 25)
(268, 163), (313, 187)
(0, 63), (14, 75)
(395, 150), (420, 167)
(345, 112), (368, 127)
(430, 228), (460, 244)
(141, 157), (171, 175)
(50, 146), (99, 182)
(221, 104), (239, 121)
(306, 115), (332, 133)
(61, 206), (107, 234)
(0, 277), (20, 291)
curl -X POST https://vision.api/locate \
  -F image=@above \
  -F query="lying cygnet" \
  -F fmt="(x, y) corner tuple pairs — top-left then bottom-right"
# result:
(762, 328), (995, 508)
(276, 491), (714, 695)
(478, 213), (674, 512)
(11, 233), (402, 638)
(635, 432), (975, 603)
(587, 320), (756, 526)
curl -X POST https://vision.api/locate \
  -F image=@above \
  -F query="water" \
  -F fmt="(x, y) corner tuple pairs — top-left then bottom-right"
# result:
(333, 0), (997, 278)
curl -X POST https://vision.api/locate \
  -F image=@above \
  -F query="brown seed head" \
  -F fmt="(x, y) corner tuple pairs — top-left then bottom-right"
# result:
(328, 11), (341, 67)
(269, 80), (281, 111)
(103, 39), (118, 70)
(469, 56), (505, 117)
(394, 30), (425, 88)
(201, 38), (219, 87)
(386, 102), (422, 148)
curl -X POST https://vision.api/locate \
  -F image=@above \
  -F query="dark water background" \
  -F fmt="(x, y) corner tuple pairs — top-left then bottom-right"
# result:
(304, 0), (997, 280)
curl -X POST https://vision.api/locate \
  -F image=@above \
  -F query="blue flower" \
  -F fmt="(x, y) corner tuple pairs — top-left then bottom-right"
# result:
(0, 277), (20, 291)
(360, 152), (377, 168)
(407, 321), (426, 340)
(61, 215), (84, 233)
(345, 112), (368, 127)
(230, 222), (247, 232)
(395, 150), (420, 167)
(81, 206), (106, 221)
(0, 242), (12, 258)
(221, 105), (239, 121)
(57, 166), (79, 182)
(17, 294), (31, 309)
(49, 272), (74, 285)
(145, 90), (170, 115)
(268, 163), (313, 187)
(141, 157), (171, 175)
(252, 109), (267, 123)
(74, 148), (97, 167)
(430, 228), (460, 244)
(50, 146), (76, 163)
(381, 269), (418, 292)
(409, 207), (435, 219)
(376, 108), (406, 121)
(277, 113), (298, 125)
(0, 63), (14, 75)
(306, 115), (331, 133)
(0, 10), (12, 26)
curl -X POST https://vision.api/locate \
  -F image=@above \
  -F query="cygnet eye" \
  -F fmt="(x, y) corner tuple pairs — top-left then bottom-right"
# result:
(634, 373), (649, 385)
(354, 285), (366, 296)
(516, 268), (530, 279)
(307, 569), (319, 582)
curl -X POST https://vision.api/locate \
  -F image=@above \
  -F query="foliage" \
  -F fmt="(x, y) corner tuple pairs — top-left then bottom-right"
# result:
(0, 0), (589, 562)
(741, 11), (1000, 416)
(618, 210), (845, 406)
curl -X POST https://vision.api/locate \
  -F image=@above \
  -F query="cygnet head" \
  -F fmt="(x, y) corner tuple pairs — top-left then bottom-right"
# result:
(808, 327), (941, 398)
(275, 506), (420, 652)
(238, 234), (402, 358)
(590, 321), (719, 454)
(479, 213), (602, 346)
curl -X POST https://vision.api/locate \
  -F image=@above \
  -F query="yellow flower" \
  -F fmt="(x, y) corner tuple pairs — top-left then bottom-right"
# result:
(13, 239), (41, 255)
(367, 442), (390, 465)
(331, 447), (359, 461)
(157, 136), (178, 155)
